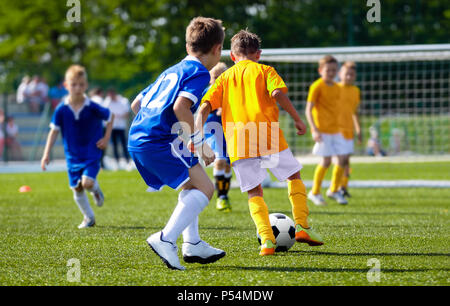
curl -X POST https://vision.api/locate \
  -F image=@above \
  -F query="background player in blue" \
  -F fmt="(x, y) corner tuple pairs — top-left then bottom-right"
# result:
(202, 62), (233, 212)
(128, 17), (226, 271)
(41, 65), (114, 229)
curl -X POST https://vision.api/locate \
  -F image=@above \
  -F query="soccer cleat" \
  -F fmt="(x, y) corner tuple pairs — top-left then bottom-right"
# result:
(146, 231), (186, 271)
(259, 240), (276, 256)
(326, 189), (348, 205)
(307, 191), (327, 206)
(295, 225), (324, 246)
(182, 240), (226, 264)
(339, 187), (351, 198)
(216, 197), (232, 212)
(91, 188), (104, 207)
(78, 218), (95, 229)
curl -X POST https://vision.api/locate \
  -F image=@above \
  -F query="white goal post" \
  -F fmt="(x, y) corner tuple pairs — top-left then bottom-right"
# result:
(221, 44), (450, 157)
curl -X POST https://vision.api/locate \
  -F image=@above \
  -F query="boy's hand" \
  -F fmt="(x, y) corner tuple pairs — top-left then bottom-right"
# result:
(294, 119), (307, 135)
(41, 155), (50, 171)
(312, 129), (322, 142)
(200, 143), (215, 166)
(96, 137), (109, 150)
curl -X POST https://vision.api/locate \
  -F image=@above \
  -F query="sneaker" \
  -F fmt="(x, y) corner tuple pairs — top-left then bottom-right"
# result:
(307, 191), (327, 206)
(326, 189), (348, 205)
(182, 240), (226, 264)
(295, 224), (324, 246)
(146, 231), (186, 271)
(91, 188), (104, 207)
(216, 197), (231, 212)
(259, 240), (276, 256)
(78, 218), (95, 229)
(339, 187), (351, 198)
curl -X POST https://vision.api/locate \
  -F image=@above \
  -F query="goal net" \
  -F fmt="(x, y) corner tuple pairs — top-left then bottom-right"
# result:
(221, 44), (450, 157)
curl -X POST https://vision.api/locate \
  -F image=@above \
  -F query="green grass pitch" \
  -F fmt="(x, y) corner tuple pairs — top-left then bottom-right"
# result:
(0, 162), (449, 286)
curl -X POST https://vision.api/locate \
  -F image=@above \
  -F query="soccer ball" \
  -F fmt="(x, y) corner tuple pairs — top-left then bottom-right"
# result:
(257, 213), (296, 252)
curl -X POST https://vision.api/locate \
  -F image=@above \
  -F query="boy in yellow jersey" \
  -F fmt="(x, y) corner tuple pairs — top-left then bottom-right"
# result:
(198, 30), (323, 256)
(337, 61), (361, 197)
(305, 55), (348, 206)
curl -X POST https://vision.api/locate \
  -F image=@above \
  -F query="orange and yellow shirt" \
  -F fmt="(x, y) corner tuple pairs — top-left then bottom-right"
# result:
(202, 60), (289, 164)
(306, 78), (340, 134)
(337, 83), (360, 140)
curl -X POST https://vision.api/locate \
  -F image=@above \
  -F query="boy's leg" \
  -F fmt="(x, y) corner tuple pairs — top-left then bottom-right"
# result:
(72, 183), (95, 228)
(287, 172), (308, 229)
(311, 157), (331, 195)
(214, 159), (232, 212)
(326, 155), (348, 204)
(248, 185), (276, 255)
(82, 162), (104, 207)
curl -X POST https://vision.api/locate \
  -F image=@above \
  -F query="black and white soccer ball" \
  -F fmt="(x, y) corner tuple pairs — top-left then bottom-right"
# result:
(257, 213), (296, 252)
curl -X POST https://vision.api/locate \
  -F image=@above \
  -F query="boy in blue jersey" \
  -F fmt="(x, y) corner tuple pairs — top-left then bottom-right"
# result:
(128, 17), (226, 271)
(41, 65), (114, 229)
(203, 62), (233, 212)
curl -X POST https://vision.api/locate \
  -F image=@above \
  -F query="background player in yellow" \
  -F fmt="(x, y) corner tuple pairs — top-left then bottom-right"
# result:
(337, 61), (361, 198)
(198, 30), (324, 256)
(305, 55), (348, 205)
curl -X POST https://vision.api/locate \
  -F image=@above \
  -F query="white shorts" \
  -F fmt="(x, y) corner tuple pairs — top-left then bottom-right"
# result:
(339, 135), (354, 155)
(312, 133), (349, 157)
(232, 149), (302, 192)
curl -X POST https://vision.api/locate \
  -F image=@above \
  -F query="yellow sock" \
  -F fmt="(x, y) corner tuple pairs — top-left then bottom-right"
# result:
(340, 175), (349, 189)
(288, 179), (309, 228)
(248, 196), (275, 244)
(312, 164), (328, 195)
(330, 165), (345, 192)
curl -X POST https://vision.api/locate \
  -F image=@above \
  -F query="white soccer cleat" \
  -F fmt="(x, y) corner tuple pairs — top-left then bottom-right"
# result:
(78, 218), (95, 229)
(91, 188), (104, 207)
(307, 190), (327, 206)
(326, 189), (348, 205)
(146, 232), (186, 271)
(182, 240), (226, 264)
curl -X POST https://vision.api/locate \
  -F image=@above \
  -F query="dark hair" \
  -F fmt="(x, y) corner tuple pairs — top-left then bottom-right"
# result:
(186, 17), (224, 54)
(231, 30), (261, 56)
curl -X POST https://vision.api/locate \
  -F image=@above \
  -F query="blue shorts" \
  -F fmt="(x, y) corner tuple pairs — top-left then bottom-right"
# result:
(129, 140), (199, 192)
(204, 113), (230, 163)
(67, 159), (101, 188)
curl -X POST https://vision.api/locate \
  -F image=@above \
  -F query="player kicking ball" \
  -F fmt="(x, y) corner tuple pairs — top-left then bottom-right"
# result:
(128, 17), (226, 270)
(199, 30), (324, 256)
(41, 65), (114, 229)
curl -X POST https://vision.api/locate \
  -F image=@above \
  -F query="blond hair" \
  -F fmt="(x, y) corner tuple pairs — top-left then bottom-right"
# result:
(341, 61), (357, 70)
(65, 65), (87, 81)
(186, 17), (224, 54)
(318, 55), (338, 69)
(210, 62), (228, 79)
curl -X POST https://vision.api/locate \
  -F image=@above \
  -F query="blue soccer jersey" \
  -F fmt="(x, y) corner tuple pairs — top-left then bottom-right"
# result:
(128, 56), (210, 151)
(50, 96), (112, 164)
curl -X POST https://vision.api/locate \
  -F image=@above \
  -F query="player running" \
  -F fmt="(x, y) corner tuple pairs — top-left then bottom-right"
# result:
(128, 17), (226, 270)
(41, 65), (114, 229)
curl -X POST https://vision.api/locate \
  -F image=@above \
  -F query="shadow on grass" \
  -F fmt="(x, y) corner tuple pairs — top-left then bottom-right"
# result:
(289, 250), (450, 257)
(221, 265), (441, 273)
(276, 210), (436, 217)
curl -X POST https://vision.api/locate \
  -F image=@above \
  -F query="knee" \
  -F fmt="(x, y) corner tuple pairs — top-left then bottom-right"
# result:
(248, 185), (263, 199)
(321, 158), (331, 168)
(82, 179), (94, 190)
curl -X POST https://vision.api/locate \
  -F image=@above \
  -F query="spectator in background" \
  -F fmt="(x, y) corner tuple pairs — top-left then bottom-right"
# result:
(89, 87), (104, 105)
(103, 88), (131, 170)
(367, 126), (386, 157)
(5, 116), (22, 160)
(28, 76), (49, 113)
(16, 75), (31, 105)
(0, 109), (4, 158)
(49, 81), (68, 110)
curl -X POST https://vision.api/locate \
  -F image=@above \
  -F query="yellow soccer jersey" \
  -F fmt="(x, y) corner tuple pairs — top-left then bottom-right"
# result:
(306, 78), (340, 134)
(202, 60), (289, 164)
(337, 83), (361, 139)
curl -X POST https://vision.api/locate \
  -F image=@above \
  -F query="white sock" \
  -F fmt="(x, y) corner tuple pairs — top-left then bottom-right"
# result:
(182, 216), (200, 244)
(162, 189), (209, 244)
(213, 168), (225, 177)
(86, 179), (100, 194)
(73, 189), (95, 221)
(224, 170), (232, 178)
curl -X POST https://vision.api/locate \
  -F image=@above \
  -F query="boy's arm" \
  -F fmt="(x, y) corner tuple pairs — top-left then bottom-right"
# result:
(272, 89), (306, 135)
(173, 97), (214, 166)
(97, 114), (114, 150)
(305, 101), (321, 142)
(41, 129), (59, 171)
(131, 97), (141, 115)
(352, 113), (362, 144)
